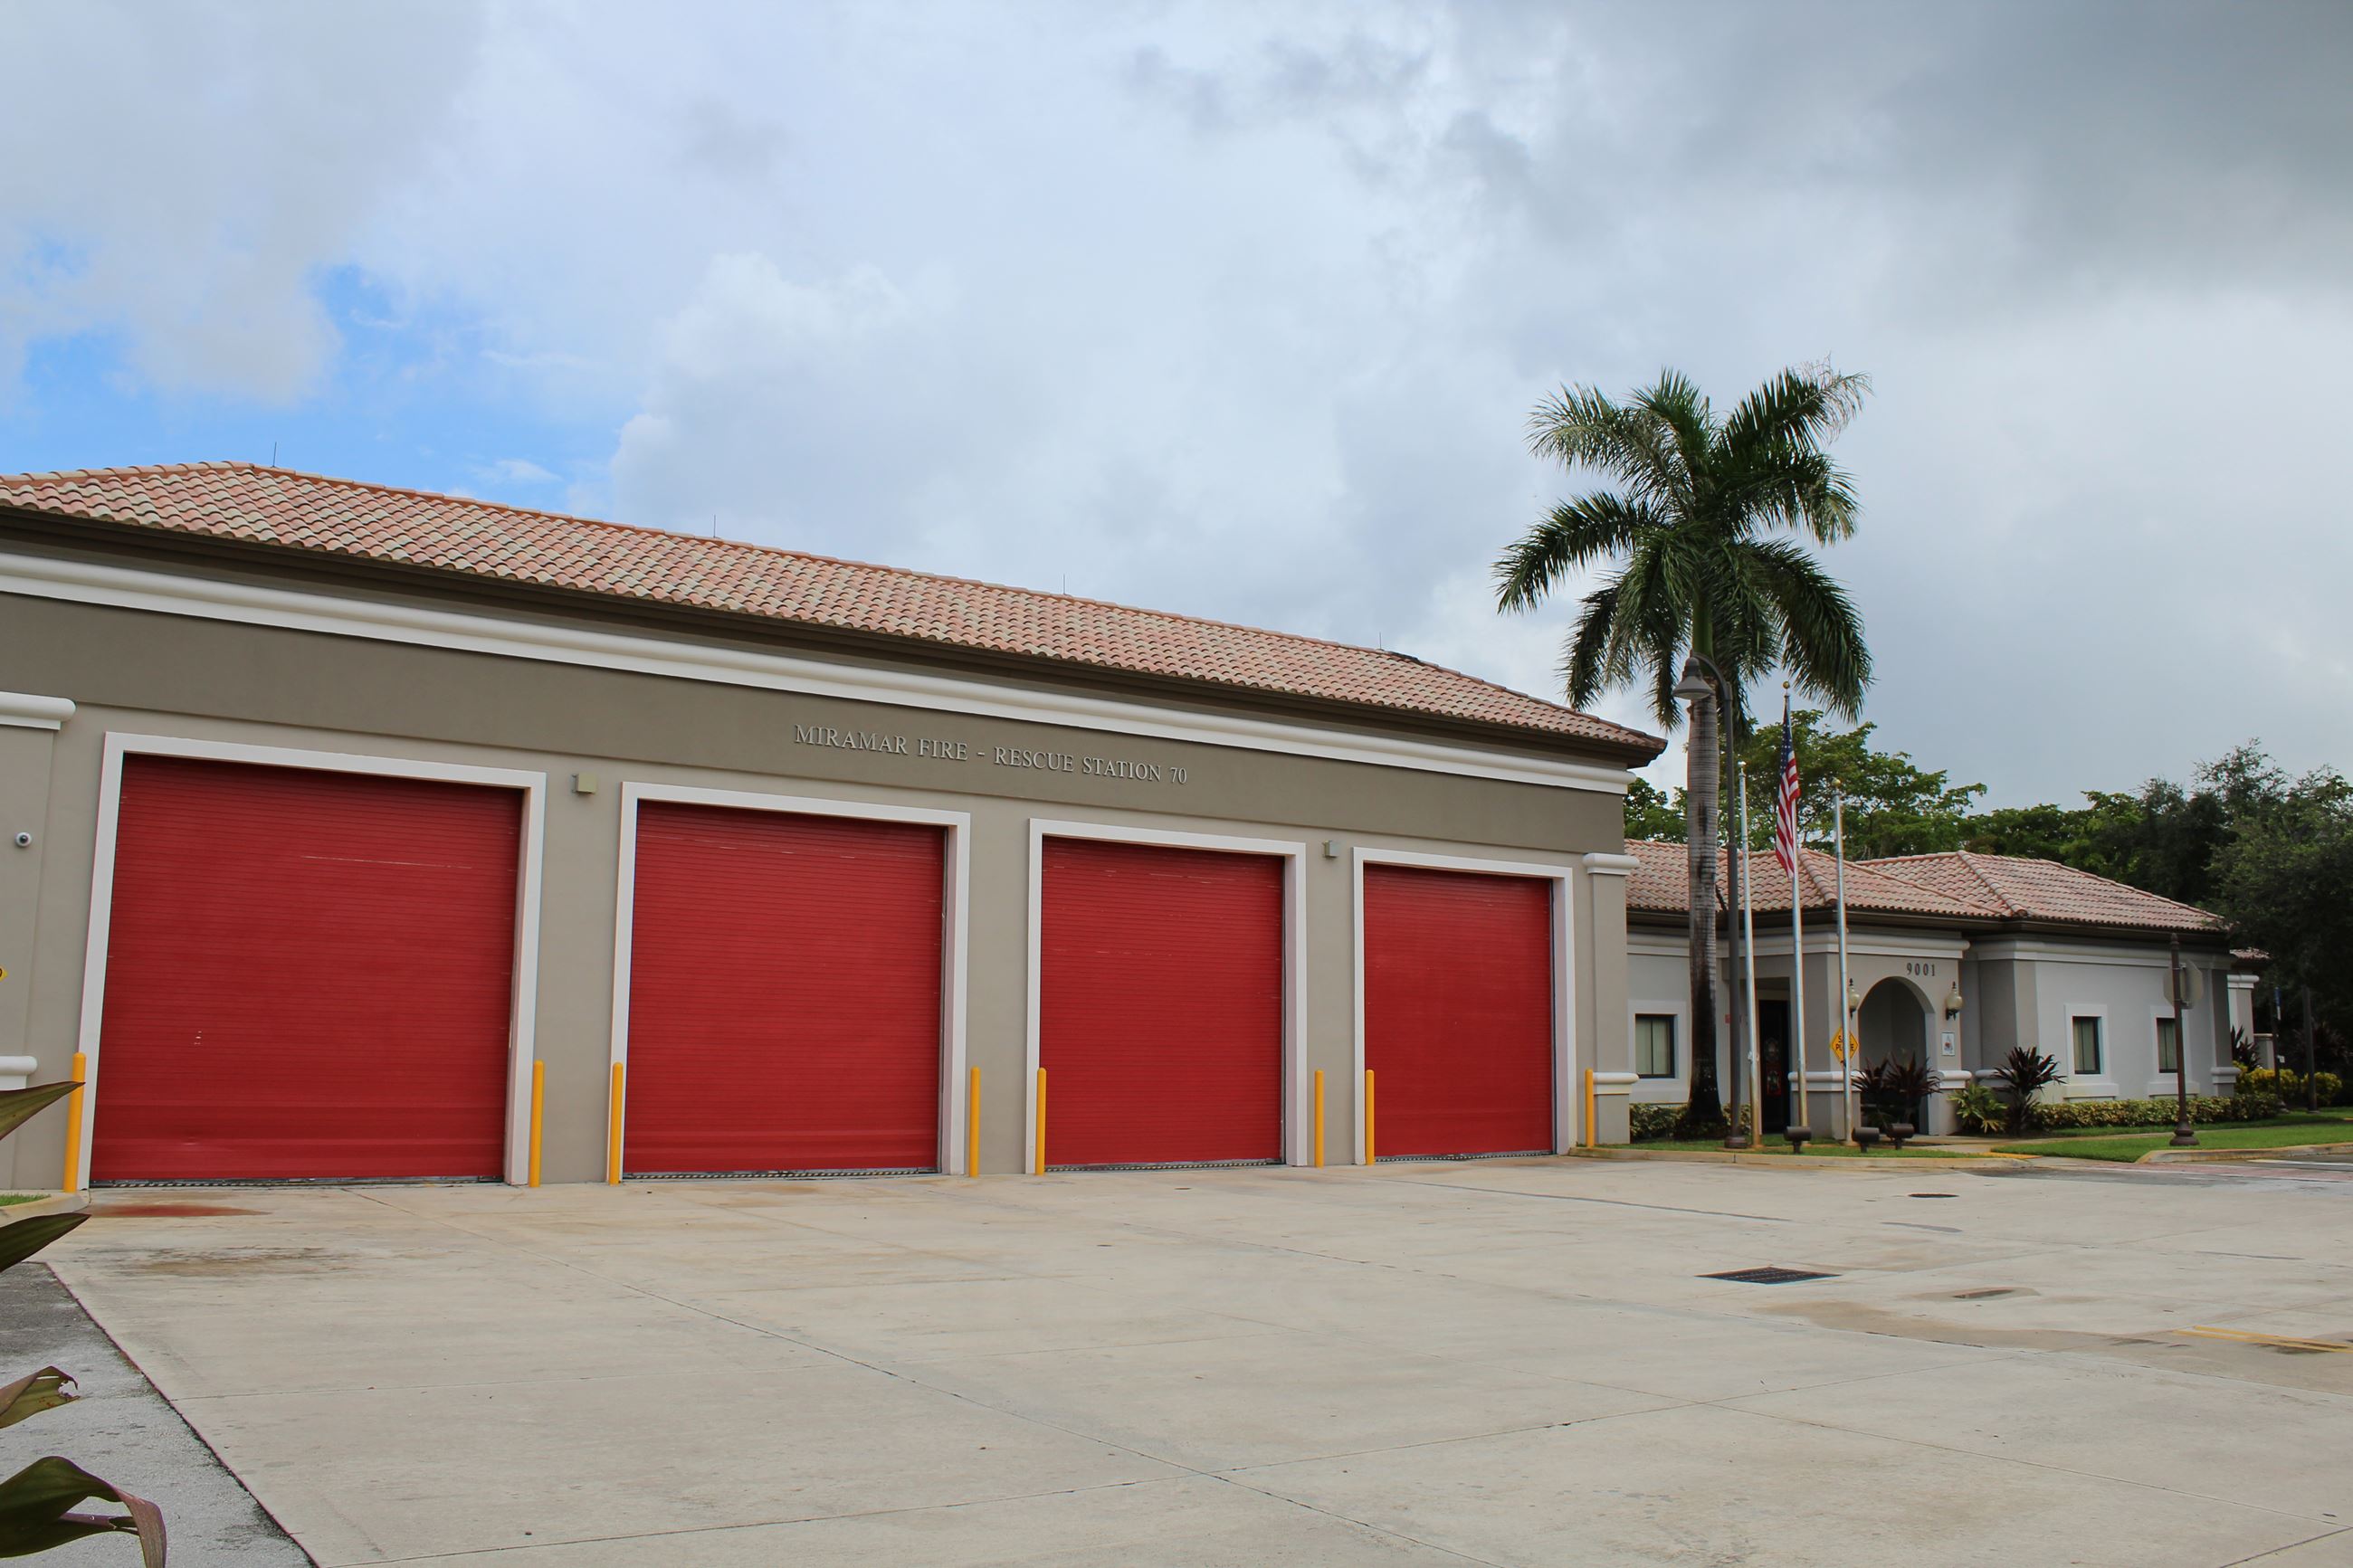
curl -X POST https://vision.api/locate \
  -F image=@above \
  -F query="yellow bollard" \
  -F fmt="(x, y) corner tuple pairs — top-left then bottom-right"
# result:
(1312, 1069), (1325, 1168)
(1034, 1069), (1048, 1175)
(607, 1060), (625, 1185)
(967, 1065), (981, 1177)
(1364, 1069), (1377, 1164)
(61, 1051), (87, 1195)
(1584, 1068), (1596, 1151)
(528, 1060), (546, 1188)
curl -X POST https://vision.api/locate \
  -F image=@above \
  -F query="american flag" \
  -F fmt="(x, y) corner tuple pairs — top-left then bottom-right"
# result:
(1773, 698), (1801, 873)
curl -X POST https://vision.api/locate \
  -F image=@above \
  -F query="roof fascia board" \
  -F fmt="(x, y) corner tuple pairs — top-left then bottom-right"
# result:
(0, 542), (1633, 795)
(0, 508), (1662, 769)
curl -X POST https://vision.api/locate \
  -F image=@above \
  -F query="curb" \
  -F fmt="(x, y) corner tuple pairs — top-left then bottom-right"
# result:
(2139, 1141), (2353, 1164)
(1564, 1146), (2010, 1171)
(1, 1190), (90, 1221)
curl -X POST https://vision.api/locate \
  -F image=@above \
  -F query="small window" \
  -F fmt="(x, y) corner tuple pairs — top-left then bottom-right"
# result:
(2072, 1016), (2103, 1076)
(2157, 1016), (2181, 1074)
(1635, 1013), (1677, 1078)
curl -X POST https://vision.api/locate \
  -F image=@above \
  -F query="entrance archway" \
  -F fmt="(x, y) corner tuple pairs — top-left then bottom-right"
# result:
(1858, 978), (1933, 1127)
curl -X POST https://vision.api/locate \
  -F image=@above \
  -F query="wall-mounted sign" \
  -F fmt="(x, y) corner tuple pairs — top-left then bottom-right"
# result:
(792, 722), (1189, 786)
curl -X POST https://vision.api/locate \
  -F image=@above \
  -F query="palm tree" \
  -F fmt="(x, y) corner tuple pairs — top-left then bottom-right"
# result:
(1496, 367), (1872, 1130)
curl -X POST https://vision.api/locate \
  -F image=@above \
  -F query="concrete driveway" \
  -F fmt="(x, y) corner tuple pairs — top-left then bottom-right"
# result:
(36, 1158), (2353, 1566)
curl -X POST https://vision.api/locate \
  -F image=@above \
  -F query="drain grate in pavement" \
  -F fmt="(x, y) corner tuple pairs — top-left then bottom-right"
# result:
(1701, 1266), (1838, 1285)
(1910, 1193), (1958, 1199)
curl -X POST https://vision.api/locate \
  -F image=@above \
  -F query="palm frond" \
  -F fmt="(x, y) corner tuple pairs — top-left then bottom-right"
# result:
(1739, 537), (1872, 716)
(1627, 372), (1714, 498)
(1493, 493), (1658, 612)
(1723, 366), (1870, 455)
(1527, 385), (1691, 508)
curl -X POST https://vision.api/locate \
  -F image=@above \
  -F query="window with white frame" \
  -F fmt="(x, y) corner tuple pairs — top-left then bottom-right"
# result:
(1635, 1013), (1677, 1078)
(2072, 1015), (2104, 1075)
(2157, 1015), (2181, 1074)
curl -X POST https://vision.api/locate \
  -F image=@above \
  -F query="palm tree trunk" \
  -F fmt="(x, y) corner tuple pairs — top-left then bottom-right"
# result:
(1683, 686), (1725, 1129)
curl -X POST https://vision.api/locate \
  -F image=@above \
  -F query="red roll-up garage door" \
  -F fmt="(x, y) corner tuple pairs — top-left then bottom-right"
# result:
(1039, 838), (1283, 1167)
(624, 804), (946, 1174)
(92, 755), (522, 1182)
(1364, 863), (1554, 1157)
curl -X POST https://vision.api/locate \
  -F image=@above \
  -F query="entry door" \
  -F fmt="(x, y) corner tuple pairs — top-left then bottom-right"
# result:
(1363, 864), (1554, 1157)
(93, 755), (522, 1182)
(1758, 1000), (1791, 1135)
(1038, 838), (1283, 1167)
(624, 803), (947, 1174)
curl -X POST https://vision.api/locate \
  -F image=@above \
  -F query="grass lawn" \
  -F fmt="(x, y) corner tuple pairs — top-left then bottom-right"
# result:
(1996, 1116), (2353, 1163)
(0, 1193), (45, 1206)
(1628, 1135), (1984, 1158)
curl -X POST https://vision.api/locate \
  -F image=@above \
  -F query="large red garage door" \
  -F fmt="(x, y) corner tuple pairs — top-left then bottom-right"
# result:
(93, 755), (522, 1182)
(1364, 864), (1554, 1157)
(1039, 838), (1282, 1167)
(624, 804), (946, 1174)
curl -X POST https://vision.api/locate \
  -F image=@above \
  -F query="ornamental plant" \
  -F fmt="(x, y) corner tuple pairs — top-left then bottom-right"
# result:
(1987, 1047), (2063, 1136)
(0, 1081), (167, 1563)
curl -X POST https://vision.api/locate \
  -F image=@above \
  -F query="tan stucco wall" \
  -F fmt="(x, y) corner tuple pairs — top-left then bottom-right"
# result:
(0, 586), (1633, 1185)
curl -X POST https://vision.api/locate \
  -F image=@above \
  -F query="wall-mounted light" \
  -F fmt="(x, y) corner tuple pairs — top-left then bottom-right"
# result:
(1942, 983), (1964, 1021)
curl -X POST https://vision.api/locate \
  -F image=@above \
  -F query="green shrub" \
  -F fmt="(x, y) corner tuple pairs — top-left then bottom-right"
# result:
(2237, 1067), (2293, 1099)
(1630, 1103), (1680, 1142)
(1950, 1082), (2007, 1136)
(2236, 1068), (2344, 1105)
(2033, 1094), (2281, 1129)
(1626, 1102), (1755, 1141)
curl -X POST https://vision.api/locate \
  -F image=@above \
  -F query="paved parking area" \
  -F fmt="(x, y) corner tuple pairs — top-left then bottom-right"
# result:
(36, 1158), (2353, 1566)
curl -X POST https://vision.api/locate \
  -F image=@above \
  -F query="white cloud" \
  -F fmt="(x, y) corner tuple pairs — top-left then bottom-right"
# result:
(479, 458), (557, 485)
(5, 1), (2350, 803)
(0, 0), (484, 400)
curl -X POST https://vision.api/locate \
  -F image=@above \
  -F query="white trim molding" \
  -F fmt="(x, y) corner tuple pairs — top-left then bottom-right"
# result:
(1351, 847), (1579, 1159)
(1027, 818), (1310, 1170)
(1592, 1071), (1639, 1094)
(0, 549), (1633, 795)
(0, 1056), (35, 1092)
(0, 691), (72, 730)
(1580, 851), (1641, 877)
(608, 783), (973, 1177)
(72, 732), (548, 1187)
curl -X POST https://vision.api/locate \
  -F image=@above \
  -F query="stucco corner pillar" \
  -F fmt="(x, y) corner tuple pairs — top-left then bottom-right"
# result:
(0, 692), (73, 1193)
(1580, 852), (1639, 1145)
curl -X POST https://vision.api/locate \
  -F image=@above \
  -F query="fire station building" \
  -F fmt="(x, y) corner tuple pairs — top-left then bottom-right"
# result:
(0, 463), (1661, 1188)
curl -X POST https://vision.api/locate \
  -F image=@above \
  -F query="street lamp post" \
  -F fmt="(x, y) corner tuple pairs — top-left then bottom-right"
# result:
(2169, 933), (2197, 1147)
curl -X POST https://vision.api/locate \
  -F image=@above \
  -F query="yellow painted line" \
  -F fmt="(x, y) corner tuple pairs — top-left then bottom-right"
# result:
(2185, 1326), (2353, 1354)
(606, 1061), (625, 1185)
(967, 1066), (981, 1177)
(61, 1050), (87, 1195)
(1312, 1069), (1325, 1168)
(528, 1060), (545, 1188)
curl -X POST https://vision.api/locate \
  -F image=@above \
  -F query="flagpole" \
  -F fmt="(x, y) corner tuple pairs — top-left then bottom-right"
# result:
(1834, 787), (1856, 1144)
(1739, 763), (1763, 1145)
(1790, 851), (1810, 1140)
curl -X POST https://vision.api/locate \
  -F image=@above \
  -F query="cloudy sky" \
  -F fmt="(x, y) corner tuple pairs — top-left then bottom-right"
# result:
(4, 1), (2346, 804)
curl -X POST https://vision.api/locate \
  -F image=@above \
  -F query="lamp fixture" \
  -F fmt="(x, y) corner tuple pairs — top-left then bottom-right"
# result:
(1941, 983), (1964, 1021)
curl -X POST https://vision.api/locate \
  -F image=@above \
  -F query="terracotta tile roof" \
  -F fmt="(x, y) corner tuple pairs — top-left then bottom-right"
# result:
(1626, 840), (2221, 936)
(0, 462), (1662, 756)
(1626, 839), (1988, 922)
(1863, 851), (2222, 934)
